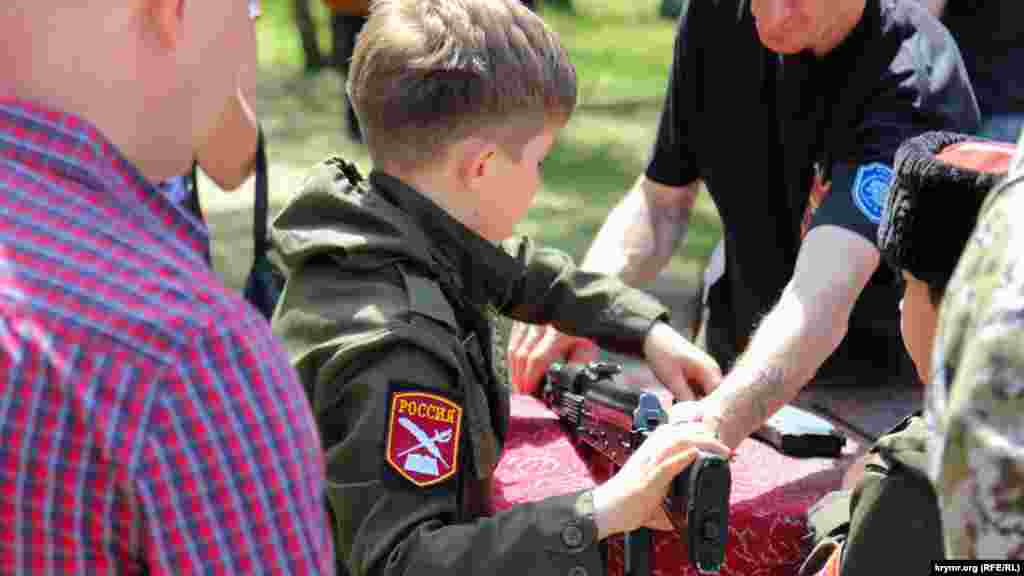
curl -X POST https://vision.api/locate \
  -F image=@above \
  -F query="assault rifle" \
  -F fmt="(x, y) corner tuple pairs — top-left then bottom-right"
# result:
(542, 362), (731, 575)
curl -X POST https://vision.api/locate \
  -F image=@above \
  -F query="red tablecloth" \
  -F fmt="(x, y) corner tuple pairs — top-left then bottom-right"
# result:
(492, 394), (859, 576)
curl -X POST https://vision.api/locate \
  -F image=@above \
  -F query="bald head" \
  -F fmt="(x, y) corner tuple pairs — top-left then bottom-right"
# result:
(0, 0), (255, 182)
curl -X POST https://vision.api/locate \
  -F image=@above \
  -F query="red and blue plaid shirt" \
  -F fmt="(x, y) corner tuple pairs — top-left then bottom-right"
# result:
(0, 100), (334, 575)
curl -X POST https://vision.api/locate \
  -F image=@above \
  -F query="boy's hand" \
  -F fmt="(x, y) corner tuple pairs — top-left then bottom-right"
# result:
(507, 321), (721, 400)
(642, 321), (722, 401)
(592, 422), (731, 538)
(507, 322), (598, 395)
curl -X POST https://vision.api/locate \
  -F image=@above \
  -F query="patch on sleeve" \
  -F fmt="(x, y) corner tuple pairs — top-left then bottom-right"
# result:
(851, 163), (894, 224)
(385, 385), (463, 487)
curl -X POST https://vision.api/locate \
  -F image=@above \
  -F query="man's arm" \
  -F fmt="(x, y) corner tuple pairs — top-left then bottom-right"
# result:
(580, 175), (699, 285)
(701, 225), (880, 449)
(507, 0), (708, 395)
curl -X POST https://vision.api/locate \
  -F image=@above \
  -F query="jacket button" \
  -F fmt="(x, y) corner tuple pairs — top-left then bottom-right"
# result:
(562, 524), (584, 548)
(568, 567), (587, 576)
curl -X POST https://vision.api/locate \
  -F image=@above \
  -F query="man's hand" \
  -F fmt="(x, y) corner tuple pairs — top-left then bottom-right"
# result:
(592, 422), (730, 538)
(642, 321), (722, 401)
(507, 322), (599, 395)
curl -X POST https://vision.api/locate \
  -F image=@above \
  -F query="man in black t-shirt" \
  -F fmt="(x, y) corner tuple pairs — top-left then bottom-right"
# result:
(922, 0), (1024, 143)
(508, 0), (979, 448)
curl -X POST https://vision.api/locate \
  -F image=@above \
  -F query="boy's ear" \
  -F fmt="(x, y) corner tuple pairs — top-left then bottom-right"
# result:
(147, 0), (185, 50)
(458, 137), (499, 190)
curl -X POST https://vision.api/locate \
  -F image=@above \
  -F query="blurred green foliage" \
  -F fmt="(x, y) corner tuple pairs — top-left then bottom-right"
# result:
(237, 0), (720, 290)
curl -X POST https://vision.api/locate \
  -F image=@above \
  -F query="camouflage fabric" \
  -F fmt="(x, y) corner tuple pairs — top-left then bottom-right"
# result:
(928, 130), (1024, 559)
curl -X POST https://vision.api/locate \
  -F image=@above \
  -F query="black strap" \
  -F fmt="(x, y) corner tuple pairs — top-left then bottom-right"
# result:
(252, 126), (269, 260)
(186, 161), (204, 223)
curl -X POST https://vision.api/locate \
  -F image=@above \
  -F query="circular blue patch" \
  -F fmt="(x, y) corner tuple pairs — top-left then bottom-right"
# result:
(851, 163), (893, 224)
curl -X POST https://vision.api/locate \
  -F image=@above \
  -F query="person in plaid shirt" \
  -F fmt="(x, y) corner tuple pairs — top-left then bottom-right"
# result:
(0, 0), (334, 573)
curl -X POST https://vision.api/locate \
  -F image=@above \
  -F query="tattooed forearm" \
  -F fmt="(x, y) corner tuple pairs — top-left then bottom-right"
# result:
(581, 178), (696, 286)
(704, 228), (872, 449)
(711, 362), (791, 449)
(747, 364), (787, 424)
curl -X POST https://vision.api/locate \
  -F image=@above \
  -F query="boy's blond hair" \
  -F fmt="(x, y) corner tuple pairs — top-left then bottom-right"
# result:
(348, 0), (577, 171)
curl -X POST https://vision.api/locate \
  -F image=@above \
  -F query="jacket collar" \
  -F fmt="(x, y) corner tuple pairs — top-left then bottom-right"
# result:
(370, 171), (523, 310)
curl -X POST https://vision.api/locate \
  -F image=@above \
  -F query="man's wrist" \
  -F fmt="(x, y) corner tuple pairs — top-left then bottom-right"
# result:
(695, 398), (743, 449)
(701, 412), (729, 446)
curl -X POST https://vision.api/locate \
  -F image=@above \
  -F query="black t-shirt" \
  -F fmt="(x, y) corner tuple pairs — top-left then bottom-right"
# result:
(941, 1), (1024, 116)
(647, 0), (979, 379)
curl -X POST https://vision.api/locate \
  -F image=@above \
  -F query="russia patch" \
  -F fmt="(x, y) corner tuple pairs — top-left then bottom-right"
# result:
(851, 163), (893, 224)
(386, 387), (463, 487)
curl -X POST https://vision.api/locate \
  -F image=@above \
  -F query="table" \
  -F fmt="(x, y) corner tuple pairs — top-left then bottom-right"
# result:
(491, 391), (863, 576)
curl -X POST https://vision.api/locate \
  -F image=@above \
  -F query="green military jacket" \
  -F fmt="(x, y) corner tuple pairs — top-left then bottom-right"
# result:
(929, 139), (1024, 559)
(269, 159), (669, 576)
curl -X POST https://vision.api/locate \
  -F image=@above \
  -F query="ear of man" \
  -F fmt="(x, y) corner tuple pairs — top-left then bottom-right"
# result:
(146, 0), (185, 50)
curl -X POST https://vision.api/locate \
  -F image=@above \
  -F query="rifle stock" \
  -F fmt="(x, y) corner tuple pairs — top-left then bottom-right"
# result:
(542, 362), (730, 575)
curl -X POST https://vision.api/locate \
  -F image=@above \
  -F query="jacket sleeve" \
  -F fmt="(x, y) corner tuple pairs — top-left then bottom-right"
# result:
(325, 337), (605, 576)
(496, 236), (669, 357)
(273, 260), (606, 576)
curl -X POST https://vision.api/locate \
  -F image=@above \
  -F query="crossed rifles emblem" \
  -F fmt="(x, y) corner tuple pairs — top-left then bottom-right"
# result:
(387, 391), (463, 486)
(396, 416), (453, 470)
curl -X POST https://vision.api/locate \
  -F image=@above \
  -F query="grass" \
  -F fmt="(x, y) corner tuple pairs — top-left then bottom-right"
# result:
(540, 7), (678, 106)
(206, 0), (721, 306)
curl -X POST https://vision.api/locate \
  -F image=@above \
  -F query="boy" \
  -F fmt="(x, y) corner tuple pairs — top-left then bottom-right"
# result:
(269, 0), (728, 574)
(800, 131), (1016, 575)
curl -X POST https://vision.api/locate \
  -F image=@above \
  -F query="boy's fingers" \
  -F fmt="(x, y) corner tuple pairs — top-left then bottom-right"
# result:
(653, 448), (698, 486)
(688, 360), (723, 396)
(523, 329), (573, 395)
(633, 449), (699, 532)
(507, 322), (526, 355)
(507, 323), (527, 390)
(648, 425), (732, 462)
(645, 510), (675, 532)
(510, 324), (544, 392)
(566, 338), (599, 364)
(681, 436), (732, 459)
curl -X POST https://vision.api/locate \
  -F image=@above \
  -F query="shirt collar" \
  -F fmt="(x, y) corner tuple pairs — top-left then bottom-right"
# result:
(0, 99), (210, 264)
(369, 170), (523, 309)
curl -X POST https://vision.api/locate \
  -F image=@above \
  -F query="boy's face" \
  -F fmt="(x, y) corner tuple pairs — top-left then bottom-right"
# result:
(476, 122), (560, 241)
(900, 272), (939, 386)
